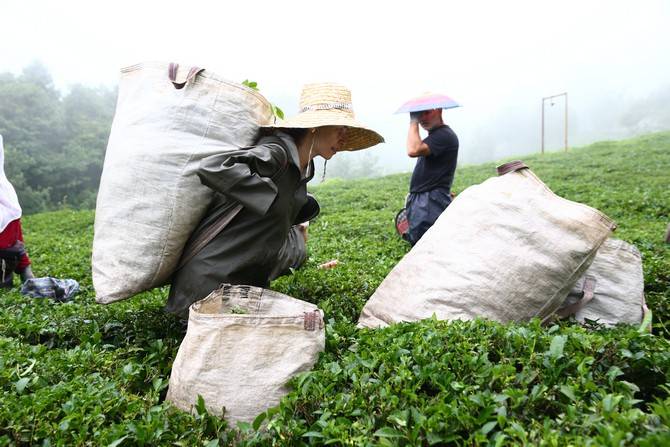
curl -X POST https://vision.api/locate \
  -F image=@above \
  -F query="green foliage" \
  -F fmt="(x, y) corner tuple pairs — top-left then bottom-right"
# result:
(247, 321), (670, 446)
(242, 79), (284, 120)
(0, 62), (117, 214)
(0, 132), (668, 445)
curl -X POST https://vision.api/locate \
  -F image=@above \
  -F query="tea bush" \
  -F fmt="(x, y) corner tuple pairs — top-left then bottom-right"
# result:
(0, 132), (668, 445)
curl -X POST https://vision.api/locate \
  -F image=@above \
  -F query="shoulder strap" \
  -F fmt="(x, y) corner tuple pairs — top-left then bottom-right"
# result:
(175, 141), (291, 272)
(555, 276), (597, 319)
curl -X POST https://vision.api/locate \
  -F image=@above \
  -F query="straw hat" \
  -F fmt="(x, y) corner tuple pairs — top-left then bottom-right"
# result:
(263, 83), (384, 151)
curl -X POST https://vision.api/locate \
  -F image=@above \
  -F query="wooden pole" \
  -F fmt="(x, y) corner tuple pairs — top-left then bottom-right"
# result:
(564, 92), (568, 152)
(541, 92), (568, 154)
(541, 98), (545, 154)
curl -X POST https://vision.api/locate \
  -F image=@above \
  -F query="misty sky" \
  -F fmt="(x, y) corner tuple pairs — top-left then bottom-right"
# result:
(2, 0), (669, 175)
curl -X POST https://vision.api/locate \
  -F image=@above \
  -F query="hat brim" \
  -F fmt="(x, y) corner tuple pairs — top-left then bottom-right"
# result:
(262, 109), (384, 152)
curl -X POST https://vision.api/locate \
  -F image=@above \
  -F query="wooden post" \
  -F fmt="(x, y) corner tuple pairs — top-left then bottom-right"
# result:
(541, 98), (545, 154)
(541, 92), (568, 154)
(564, 92), (568, 152)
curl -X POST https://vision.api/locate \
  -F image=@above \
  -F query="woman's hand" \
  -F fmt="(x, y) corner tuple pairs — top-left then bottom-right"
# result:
(297, 222), (309, 243)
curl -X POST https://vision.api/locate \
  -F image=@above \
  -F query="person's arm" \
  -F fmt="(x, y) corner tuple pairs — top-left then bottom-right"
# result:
(268, 225), (308, 281)
(406, 121), (431, 158)
(198, 144), (287, 215)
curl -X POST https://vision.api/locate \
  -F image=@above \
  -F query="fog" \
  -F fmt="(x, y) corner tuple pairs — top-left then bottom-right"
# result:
(3, 0), (669, 179)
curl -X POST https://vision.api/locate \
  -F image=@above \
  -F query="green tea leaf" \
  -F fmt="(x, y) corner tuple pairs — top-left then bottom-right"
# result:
(374, 427), (404, 438)
(548, 335), (566, 359)
(14, 377), (30, 393)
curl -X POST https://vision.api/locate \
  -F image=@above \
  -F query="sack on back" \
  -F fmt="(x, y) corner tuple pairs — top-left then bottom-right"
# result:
(555, 238), (649, 327)
(93, 62), (273, 304)
(166, 284), (325, 423)
(358, 161), (616, 328)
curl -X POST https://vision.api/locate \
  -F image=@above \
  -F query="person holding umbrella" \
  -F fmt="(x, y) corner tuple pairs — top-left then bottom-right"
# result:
(396, 93), (460, 245)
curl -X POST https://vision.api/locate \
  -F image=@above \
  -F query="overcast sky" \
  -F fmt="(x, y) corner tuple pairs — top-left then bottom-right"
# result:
(2, 0), (669, 174)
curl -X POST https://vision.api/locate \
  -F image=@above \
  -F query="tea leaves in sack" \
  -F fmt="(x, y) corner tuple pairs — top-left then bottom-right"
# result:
(166, 284), (325, 423)
(93, 62), (273, 304)
(556, 238), (649, 327)
(358, 161), (616, 328)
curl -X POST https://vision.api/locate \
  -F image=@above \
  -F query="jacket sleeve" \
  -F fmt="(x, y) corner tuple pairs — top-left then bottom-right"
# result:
(197, 144), (287, 216)
(268, 225), (307, 281)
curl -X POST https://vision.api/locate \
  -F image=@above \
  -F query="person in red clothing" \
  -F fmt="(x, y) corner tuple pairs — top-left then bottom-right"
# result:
(0, 135), (34, 288)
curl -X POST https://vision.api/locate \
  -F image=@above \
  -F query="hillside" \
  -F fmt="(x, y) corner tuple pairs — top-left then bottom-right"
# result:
(0, 132), (668, 445)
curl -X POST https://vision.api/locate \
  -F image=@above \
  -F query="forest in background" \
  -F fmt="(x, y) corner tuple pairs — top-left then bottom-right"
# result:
(0, 62), (117, 214)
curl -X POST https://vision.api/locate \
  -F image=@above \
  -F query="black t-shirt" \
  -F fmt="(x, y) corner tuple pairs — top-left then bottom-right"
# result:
(409, 125), (459, 193)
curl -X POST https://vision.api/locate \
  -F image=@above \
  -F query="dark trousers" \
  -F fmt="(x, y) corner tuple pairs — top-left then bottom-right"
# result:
(406, 188), (452, 246)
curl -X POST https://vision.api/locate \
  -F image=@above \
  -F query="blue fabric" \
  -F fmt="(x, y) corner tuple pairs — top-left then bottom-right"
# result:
(406, 188), (452, 245)
(20, 277), (79, 302)
(409, 125), (459, 193)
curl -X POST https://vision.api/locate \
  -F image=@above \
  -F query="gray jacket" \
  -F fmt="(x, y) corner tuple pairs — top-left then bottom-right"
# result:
(166, 133), (313, 314)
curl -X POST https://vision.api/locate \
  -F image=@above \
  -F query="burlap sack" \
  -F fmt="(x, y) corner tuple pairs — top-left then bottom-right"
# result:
(93, 62), (273, 304)
(166, 284), (325, 423)
(556, 238), (649, 326)
(358, 161), (616, 328)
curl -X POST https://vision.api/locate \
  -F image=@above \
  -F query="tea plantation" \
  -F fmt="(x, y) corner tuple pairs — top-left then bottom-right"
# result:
(1, 132), (668, 446)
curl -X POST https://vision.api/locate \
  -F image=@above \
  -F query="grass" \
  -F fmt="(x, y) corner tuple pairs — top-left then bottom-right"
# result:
(0, 131), (668, 446)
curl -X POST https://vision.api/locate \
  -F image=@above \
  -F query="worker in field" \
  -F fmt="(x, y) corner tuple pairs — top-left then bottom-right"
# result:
(396, 93), (460, 245)
(0, 135), (35, 288)
(166, 83), (384, 316)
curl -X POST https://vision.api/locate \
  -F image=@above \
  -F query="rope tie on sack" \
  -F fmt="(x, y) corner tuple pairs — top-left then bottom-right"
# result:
(300, 102), (352, 113)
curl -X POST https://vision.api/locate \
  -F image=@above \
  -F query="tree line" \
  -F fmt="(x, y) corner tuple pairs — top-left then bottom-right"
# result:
(1, 62), (117, 214)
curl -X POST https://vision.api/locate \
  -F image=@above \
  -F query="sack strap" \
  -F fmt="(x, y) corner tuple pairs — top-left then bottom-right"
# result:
(303, 310), (323, 331)
(168, 63), (205, 90)
(176, 140), (291, 271)
(555, 276), (597, 319)
(496, 160), (528, 176)
(176, 203), (244, 271)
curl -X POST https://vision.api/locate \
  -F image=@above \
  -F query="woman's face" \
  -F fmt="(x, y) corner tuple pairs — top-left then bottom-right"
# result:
(314, 126), (348, 160)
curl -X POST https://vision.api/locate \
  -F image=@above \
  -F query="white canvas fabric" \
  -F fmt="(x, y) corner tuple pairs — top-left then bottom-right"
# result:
(358, 162), (616, 328)
(166, 284), (325, 423)
(92, 62), (273, 304)
(556, 238), (648, 326)
(0, 135), (22, 232)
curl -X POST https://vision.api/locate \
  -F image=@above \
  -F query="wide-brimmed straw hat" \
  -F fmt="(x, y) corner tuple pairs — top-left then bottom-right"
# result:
(263, 83), (384, 151)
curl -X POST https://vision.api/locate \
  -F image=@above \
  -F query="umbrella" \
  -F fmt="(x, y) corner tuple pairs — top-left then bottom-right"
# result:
(395, 92), (461, 114)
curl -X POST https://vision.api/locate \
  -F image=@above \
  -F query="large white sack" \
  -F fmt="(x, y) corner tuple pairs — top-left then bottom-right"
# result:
(556, 238), (649, 326)
(93, 62), (273, 304)
(358, 161), (616, 328)
(166, 284), (325, 423)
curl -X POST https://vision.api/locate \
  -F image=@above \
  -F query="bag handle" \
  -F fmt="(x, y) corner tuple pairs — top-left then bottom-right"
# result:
(168, 63), (204, 90)
(304, 310), (323, 331)
(496, 160), (528, 176)
(555, 276), (597, 319)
